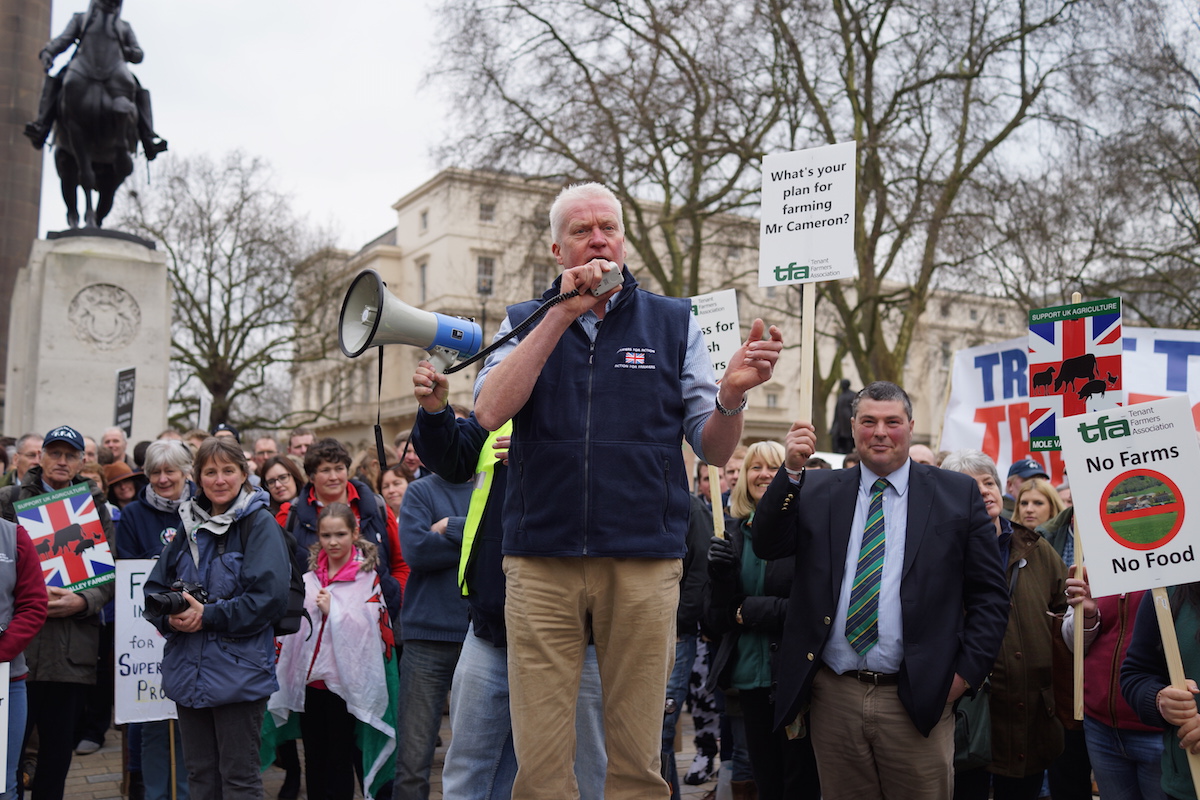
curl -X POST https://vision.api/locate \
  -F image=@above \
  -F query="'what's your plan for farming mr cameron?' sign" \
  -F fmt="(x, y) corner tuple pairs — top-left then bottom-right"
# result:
(1060, 395), (1200, 598)
(759, 141), (857, 287)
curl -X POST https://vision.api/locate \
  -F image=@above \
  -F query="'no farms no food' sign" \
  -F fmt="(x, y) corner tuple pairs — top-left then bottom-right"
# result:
(1060, 395), (1199, 597)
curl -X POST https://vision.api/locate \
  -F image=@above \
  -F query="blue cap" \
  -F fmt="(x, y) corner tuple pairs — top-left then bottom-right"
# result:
(43, 425), (85, 451)
(212, 422), (240, 442)
(1007, 458), (1048, 480)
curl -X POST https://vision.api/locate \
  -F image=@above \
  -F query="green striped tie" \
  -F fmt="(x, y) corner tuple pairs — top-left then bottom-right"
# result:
(847, 478), (890, 656)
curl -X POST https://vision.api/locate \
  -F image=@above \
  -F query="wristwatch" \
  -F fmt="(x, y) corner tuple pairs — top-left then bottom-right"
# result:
(716, 395), (747, 416)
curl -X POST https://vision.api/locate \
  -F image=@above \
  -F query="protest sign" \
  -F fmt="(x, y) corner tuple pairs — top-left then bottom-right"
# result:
(759, 141), (859, 433)
(759, 141), (857, 288)
(1059, 395), (1199, 597)
(689, 289), (741, 376)
(14, 484), (114, 591)
(690, 289), (741, 537)
(114, 559), (176, 724)
(941, 327), (1200, 483)
(114, 367), (136, 438)
(1028, 298), (1123, 451)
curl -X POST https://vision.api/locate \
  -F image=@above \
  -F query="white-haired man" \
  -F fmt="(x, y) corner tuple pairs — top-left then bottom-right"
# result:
(101, 427), (133, 467)
(472, 182), (783, 799)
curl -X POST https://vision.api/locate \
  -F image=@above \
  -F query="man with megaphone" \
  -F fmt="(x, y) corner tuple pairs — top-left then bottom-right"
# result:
(470, 182), (783, 800)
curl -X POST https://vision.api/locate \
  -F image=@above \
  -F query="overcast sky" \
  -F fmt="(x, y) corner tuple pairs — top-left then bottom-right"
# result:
(37, 0), (447, 251)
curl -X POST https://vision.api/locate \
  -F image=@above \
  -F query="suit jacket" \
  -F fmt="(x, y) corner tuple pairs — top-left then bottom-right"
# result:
(753, 461), (1009, 736)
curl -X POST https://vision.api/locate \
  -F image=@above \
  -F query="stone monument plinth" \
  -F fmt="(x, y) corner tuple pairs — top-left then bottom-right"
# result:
(5, 233), (170, 442)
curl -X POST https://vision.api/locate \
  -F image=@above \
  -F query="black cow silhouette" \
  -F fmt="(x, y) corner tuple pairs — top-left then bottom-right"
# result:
(52, 523), (84, 555)
(1054, 354), (1098, 392)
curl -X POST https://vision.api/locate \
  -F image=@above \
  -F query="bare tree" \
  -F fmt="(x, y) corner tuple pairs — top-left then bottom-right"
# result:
(1081, 7), (1200, 326)
(964, 3), (1200, 326)
(431, 0), (782, 298)
(118, 152), (340, 431)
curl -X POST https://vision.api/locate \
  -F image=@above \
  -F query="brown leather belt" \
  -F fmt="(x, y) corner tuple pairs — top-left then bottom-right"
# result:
(841, 669), (899, 686)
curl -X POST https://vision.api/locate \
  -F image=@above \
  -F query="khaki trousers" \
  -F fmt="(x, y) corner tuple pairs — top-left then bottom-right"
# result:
(503, 555), (681, 800)
(809, 667), (955, 800)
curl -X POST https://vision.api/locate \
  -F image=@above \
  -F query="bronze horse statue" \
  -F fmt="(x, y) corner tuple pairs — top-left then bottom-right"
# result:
(25, 0), (167, 228)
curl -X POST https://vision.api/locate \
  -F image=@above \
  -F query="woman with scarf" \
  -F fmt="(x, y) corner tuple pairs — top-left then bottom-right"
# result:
(143, 437), (289, 800)
(114, 439), (195, 800)
(261, 455), (305, 527)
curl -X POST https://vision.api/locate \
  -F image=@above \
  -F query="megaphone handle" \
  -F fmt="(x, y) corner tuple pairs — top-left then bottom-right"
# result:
(428, 347), (457, 374)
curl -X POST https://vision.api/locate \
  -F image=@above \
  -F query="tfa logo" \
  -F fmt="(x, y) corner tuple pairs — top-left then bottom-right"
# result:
(1077, 416), (1131, 443)
(773, 262), (809, 282)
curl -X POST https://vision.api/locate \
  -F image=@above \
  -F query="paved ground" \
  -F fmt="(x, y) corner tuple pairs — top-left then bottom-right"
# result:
(61, 713), (720, 800)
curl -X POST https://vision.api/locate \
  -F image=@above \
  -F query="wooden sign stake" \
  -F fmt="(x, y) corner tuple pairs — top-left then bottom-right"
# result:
(1151, 586), (1200, 792)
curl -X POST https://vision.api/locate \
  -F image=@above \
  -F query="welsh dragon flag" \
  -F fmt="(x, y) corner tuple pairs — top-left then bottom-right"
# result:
(261, 567), (399, 799)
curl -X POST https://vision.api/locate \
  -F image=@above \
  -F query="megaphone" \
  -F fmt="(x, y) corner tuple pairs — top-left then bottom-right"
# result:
(338, 269), (483, 370)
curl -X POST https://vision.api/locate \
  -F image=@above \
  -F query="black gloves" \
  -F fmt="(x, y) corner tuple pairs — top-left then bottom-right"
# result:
(707, 535), (737, 580)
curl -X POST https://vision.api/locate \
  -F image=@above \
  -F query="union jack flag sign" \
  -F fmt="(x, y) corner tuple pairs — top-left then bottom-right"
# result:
(625, 352), (645, 365)
(1028, 297), (1124, 451)
(14, 483), (114, 591)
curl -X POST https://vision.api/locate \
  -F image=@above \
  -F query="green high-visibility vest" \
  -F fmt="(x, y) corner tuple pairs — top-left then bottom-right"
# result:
(458, 420), (512, 595)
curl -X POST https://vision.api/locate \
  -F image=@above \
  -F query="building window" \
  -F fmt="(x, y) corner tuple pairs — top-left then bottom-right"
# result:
(728, 246), (742, 261)
(419, 210), (428, 232)
(997, 312), (1006, 325)
(941, 340), (952, 369)
(477, 255), (496, 296)
(766, 392), (779, 409)
(969, 308), (978, 321)
(479, 202), (496, 223)
(418, 260), (428, 304)
(532, 262), (552, 296)
(766, 286), (777, 299)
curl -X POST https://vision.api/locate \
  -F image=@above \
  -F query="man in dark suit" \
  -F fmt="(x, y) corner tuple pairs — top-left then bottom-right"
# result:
(754, 381), (1008, 799)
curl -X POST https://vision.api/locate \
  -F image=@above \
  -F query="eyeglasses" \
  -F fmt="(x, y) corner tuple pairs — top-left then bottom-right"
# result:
(264, 474), (293, 488)
(43, 450), (81, 463)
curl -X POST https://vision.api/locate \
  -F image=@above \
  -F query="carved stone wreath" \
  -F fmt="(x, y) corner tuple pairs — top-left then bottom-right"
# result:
(69, 283), (141, 351)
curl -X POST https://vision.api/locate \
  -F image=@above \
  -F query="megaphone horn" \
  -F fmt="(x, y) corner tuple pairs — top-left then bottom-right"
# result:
(338, 269), (483, 363)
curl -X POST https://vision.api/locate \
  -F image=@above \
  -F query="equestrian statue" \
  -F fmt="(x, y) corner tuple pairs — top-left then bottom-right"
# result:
(24, 0), (168, 229)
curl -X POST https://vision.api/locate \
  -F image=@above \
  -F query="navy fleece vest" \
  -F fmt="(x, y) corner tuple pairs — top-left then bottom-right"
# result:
(501, 281), (691, 559)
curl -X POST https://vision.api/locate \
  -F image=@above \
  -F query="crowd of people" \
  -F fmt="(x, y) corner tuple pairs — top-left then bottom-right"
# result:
(0, 180), (1197, 800)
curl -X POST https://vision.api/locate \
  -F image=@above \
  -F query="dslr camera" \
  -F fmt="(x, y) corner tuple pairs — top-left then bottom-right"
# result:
(144, 580), (209, 618)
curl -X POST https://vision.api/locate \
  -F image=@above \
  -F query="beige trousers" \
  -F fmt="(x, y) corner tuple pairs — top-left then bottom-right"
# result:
(503, 555), (681, 800)
(809, 667), (955, 800)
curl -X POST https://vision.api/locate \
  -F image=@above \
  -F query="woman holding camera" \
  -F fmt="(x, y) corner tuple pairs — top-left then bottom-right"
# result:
(115, 440), (195, 800)
(144, 437), (290, 800)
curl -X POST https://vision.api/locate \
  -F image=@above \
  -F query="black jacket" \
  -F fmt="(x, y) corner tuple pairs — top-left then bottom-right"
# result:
(753, 463), (1009, 735)
(702, 515), (795, 697)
